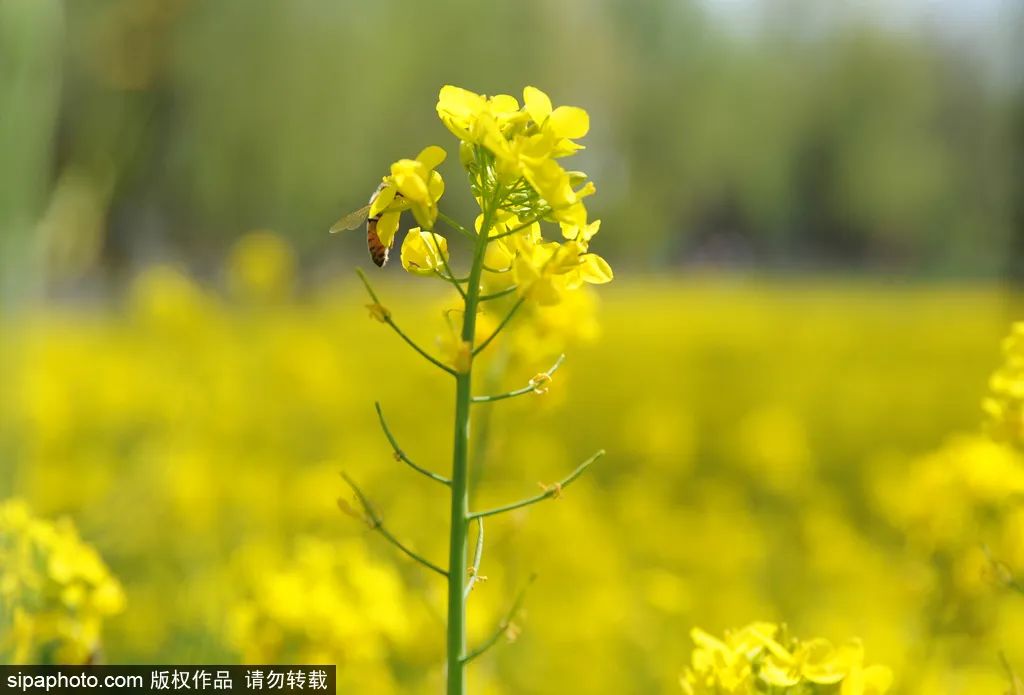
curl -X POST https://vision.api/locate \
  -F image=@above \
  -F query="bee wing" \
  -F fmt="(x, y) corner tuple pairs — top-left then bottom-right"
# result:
(329, 204), (372, 233)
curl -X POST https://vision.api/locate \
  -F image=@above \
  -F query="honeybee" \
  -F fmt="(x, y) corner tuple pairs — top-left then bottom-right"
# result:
(329, 183), (398, 267)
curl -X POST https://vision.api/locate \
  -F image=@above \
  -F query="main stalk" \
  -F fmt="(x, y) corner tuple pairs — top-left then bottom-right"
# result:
(446, 210), (492, 695)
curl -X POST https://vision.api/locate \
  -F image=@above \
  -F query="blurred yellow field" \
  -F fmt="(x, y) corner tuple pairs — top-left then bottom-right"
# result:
(3, 242), (1023, 692)
(2, 3), (1021, 693)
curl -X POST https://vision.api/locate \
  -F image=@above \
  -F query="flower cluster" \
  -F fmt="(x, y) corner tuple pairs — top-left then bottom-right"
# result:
(0, 499), (125, 664)
(367, 86), (612, 308)
(680, 622), (892, 695)
(437, 85), (611, 304)
(984, 322), (1024, 448)
(437, 86), (594, 225)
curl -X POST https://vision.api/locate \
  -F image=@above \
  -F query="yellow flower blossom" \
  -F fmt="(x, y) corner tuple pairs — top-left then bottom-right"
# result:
(400, 228), (449, 276)
(512, 240), (613, 305)
(436, 85), (597, 226)
(436, 86), (525, 147)
(369, 146), (447, 245)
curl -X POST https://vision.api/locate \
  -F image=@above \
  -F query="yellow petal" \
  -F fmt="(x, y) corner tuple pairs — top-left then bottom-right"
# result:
(369, 182), (397, 217)
(579, 254), (613, 284)
(760, 657), (801, 687)
(437, 85), (485, 116)
(416, 145), (447, 170)
(799, 638), (848, 684)
(550, 105), (590, 138)
(427, 170), (445, 203)
(489, 94), (520, 114)
(392, 168), (430, 205)
(523, 85), (553, 124)
(376, 211), (401, 247)
(856, 665), (894, 695)
(553, 201), (588, 228)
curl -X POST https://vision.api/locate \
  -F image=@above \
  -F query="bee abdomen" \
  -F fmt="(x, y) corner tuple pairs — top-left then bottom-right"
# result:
(367, 217), (389, 267)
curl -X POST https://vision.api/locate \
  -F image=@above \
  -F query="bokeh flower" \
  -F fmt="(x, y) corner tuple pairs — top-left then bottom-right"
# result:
(985, 322), (1024, 448)
(0, 499), (125, 664)
(680, 622), (892, 695)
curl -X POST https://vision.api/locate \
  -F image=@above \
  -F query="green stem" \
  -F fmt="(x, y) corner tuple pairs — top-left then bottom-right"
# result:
(446, 189), (497, 695)
(447, 371), (472, 694)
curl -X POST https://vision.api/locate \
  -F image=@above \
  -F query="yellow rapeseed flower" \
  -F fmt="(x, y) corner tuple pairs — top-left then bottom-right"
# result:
(512, 240), (613, 305)
(436, 85), (597, 227)
(400, 228), (449, 276)
(370, 146), (447, 245)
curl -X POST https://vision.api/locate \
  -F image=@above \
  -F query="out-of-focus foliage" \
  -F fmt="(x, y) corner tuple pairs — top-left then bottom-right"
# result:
(0, 499), (125, 664)
(2, 232), (1024, 691)
(0, 0), (1019, 306)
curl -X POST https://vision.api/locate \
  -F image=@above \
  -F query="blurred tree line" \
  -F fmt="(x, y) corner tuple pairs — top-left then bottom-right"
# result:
(0, 0), (1020, 303)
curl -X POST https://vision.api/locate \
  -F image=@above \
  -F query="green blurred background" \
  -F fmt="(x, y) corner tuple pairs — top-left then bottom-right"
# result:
(1, 0), (1022, 303)
(4, 1), (1024, 693)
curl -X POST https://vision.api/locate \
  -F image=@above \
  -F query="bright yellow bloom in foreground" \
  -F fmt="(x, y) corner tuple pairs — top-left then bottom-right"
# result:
(511, 239), (613, 305)
(681, 622), (892, 695)
(350, 84), (616, 314)
(436, 85), (599, 227)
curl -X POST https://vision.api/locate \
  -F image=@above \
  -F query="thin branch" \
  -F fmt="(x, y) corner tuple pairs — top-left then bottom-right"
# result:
(338, 472), (448, 578)
(375, 402), (451, 485)
(434, 269), (468, 298)
(473, 295), (527, 357)
(437, 211), (477, 242)
(468, 450), (605, 520)
(427, 231), (466, 300)
(479, 285), (519, 302)
(462, 573), (537, 664)
(472, 354), (565, 404)
(356, 268), (457, 376)
(464, 517), (485, 599)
